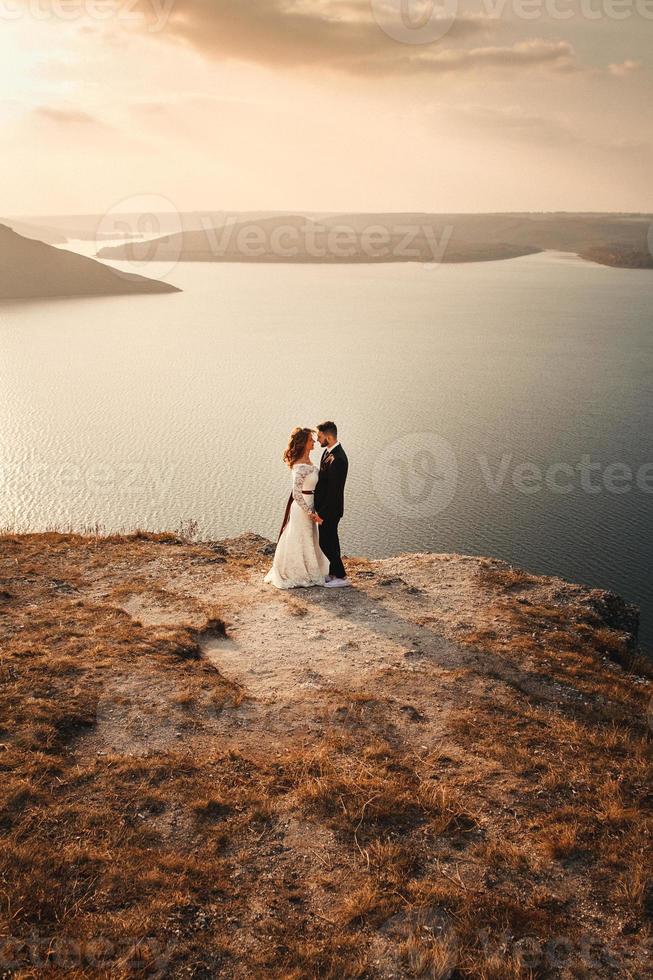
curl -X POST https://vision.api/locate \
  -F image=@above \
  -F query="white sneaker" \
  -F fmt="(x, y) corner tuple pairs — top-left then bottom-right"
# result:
(324, 577), (351, 588)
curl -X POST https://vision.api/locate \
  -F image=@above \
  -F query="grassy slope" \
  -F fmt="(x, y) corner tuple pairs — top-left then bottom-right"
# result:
(0, 531), (651, 978)
(0, 225), (180, 299)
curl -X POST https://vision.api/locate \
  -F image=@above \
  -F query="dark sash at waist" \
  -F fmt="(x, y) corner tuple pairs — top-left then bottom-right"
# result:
(277, 490), (315, 541)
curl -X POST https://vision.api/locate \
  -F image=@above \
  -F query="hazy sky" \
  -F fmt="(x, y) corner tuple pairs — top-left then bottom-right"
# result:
(2, 0), (652, 214)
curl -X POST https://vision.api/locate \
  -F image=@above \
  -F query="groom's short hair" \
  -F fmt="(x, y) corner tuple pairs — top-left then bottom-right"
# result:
(317, 421), (337, 438)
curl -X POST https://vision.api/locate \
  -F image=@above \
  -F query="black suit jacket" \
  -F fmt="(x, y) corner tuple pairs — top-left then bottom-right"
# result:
(314, 444), (348, 521)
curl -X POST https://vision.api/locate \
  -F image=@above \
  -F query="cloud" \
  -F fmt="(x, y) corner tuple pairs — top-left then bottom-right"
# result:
(32, 105), (105, 126)
(135, 0), (578, 77)
(454, 103), (580, 143)
(452, 103), (651, 154)
(608, 60), (641, 77)
(403, 40), (577, 76)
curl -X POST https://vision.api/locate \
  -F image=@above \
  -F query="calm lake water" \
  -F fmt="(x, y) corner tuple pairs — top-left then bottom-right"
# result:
(1, 247), (651, 652)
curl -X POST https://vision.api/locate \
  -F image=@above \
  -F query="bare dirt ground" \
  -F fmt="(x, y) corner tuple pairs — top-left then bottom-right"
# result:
(1, 530), (651, 978)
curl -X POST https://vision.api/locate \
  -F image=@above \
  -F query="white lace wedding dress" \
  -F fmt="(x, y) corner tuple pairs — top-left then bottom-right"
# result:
(264, 463), (330, 589)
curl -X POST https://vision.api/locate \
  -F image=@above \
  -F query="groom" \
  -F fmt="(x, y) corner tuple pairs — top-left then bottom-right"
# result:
(314, 421), (350, 588)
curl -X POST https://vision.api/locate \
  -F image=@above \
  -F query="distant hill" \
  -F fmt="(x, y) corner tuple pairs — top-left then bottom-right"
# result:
(95, 211), (653, 266)
(319, 212), (653, 259)
(0, 224), (181, 300)
(578, 244), (653, 270)
(97, 213), (542, 265)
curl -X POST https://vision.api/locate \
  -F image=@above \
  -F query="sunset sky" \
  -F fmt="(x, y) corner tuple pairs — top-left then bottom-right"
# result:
(2, 0), (652, 214)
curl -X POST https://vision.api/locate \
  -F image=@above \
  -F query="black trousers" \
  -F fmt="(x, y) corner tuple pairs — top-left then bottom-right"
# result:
(319, 515), (346, 579)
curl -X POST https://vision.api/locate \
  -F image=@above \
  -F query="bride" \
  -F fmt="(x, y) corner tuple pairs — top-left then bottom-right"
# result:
(264, 427), (330, 589)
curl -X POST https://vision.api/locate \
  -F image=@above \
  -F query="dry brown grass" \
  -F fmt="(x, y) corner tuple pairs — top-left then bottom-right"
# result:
(538, 821), (583, 860)
(476, 839), (536, 872)
(396, 932), (459, 979)
(477, 564), (539, 592)
(1, 532), (652, 977)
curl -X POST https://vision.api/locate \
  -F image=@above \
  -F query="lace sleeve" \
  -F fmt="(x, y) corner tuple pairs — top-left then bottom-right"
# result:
(292, 465), (314, 516)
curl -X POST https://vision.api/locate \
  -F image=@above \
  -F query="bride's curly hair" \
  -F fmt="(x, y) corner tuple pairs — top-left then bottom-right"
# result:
(283, 427), (313, 468)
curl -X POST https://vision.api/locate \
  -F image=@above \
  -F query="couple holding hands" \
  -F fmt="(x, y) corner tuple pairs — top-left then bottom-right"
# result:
(264, 421), (350, 590)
